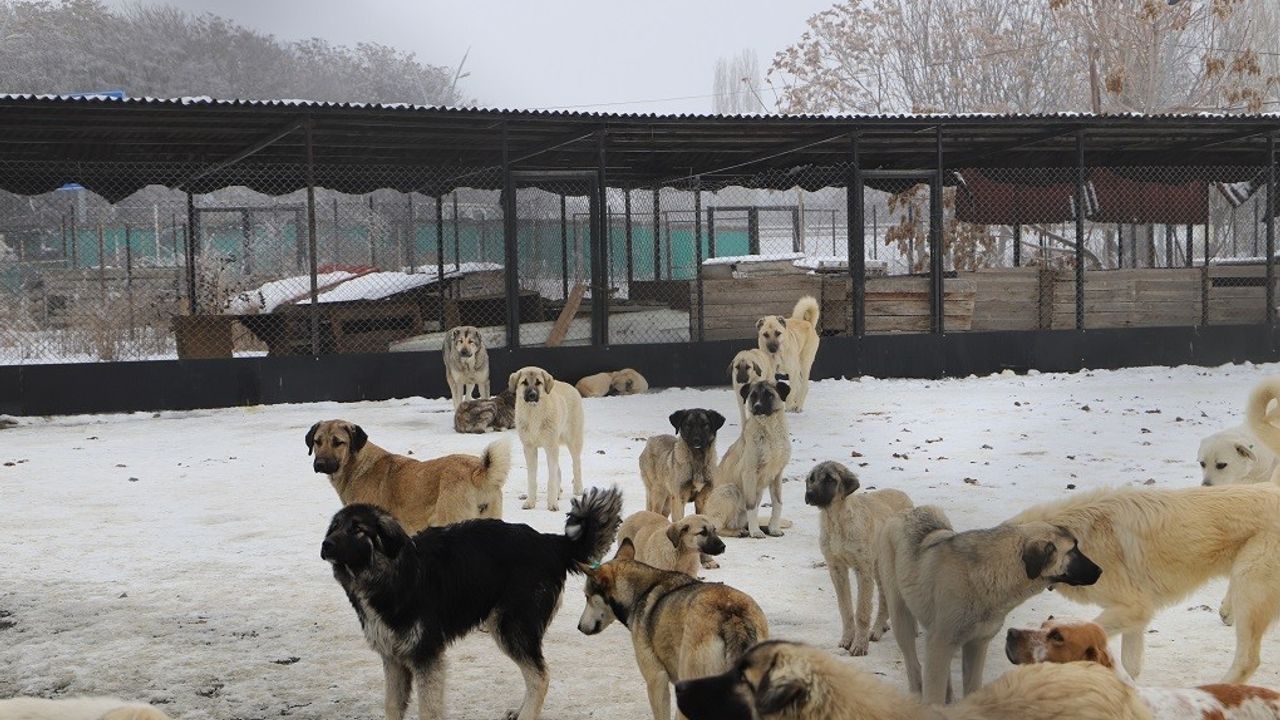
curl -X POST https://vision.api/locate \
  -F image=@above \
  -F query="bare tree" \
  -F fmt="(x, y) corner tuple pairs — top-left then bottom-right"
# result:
(0, 0), (471, 106)
(713, 49), (767, 114)
(768, 0), (1279, 114)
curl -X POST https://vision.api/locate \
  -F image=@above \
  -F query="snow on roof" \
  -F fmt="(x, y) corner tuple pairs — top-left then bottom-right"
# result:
(295, 271), (436, 305)
(226, 271), (356, 314)
(702, 252), (806, 266)
(405, 261), (504, 276)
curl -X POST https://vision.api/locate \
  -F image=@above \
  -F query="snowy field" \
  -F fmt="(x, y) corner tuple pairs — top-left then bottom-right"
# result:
(4, 361), (1280, 719)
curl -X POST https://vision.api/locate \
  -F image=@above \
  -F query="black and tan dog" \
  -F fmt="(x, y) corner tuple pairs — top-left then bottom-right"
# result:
(307, 419), (509, 532)
(322, 487), (622, 720)
(639, 408), (726, 521)
(577, 538), (767, 720)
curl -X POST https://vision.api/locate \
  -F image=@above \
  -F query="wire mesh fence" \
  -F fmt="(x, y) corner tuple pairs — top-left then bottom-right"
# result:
(0, 154), (1276, 365)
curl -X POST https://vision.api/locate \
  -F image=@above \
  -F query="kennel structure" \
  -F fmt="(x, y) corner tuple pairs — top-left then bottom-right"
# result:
(0, 96), (1278, 413)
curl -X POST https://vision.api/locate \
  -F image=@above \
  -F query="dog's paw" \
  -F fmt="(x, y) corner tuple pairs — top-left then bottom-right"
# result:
(870, 625), (889, 642)
(848, 639), (870, 656)
(1220, 606), (1235, 626)
(748, 530), (767, 539)
(521, 499), (536, 510)
(503, 711), (520, 720)
(701, 558), (720, 570)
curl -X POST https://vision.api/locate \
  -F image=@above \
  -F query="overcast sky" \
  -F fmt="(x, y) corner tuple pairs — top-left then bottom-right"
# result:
(101, 0), (834, 113)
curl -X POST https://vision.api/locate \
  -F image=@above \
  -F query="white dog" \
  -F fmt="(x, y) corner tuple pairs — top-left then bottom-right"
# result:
(1199, 426), (1279, 486)
(510, 366), (585, 511)
(756, 296), (820, 412)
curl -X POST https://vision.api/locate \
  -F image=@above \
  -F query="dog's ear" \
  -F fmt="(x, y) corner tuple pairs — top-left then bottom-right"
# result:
(1085, 644), (1115, 669)
(346, 424), (368, 454)
(755, 675), (809, 716)
(1021, 539), (1056, 580)
(371, 516), (407, 559)
(575, 561), (596, 577)
(756, 317), (766, 330)
(836, 465), (860, 496)
(669, 410), (687, 431)
(447, 327), (459, 342)
(508, 372), (519, 393)
(707, 410), (726, 433)
(666, 523), (687, 548)
(305, 422), (320, 456)
(775, 381), (790, 402)
(739, 383), (751, 403)
(776, 315), (787, 327)
(540, 369), (555, 388)
(615, 537), (636, 561)
(1236, 443), (1257, 461)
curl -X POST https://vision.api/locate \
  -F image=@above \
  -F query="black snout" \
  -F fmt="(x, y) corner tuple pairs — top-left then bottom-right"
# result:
(320, 538), (336, 561)
(704, 537), (726, 555)
(765, 342), (779, 353)
(1004, 628), (1025, 664)
(734, 367), (750, 384)
(313, 459), (339, 474)
(675, 673), (753, 720)
(1058, 548), (1102, 586)
(804, 488), (831, 508)
(459, 348), (472, 358)
(523, 389), (540, 403)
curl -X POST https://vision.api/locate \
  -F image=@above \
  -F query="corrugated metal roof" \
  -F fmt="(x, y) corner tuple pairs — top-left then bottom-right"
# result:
(0, 94), (1276, 201)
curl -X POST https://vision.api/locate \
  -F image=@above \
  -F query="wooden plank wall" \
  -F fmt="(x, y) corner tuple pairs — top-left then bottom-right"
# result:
(689, 265), (1277, 338)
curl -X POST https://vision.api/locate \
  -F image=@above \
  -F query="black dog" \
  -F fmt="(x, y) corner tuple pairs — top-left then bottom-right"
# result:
(321, 487), (623, 720)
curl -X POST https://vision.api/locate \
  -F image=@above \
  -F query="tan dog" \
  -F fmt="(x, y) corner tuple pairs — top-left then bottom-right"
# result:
(716, 380), (791, 538)
(674, 639), (1151, 720)
(699, 483), (794, 537)
(0, 697), (174, 720)
(511, 366), (585, 511)
(576, 369), (650, 398)
(617, 511), (727, 576)
(803, 461), (913, 656)
(306, 420), (509, 532)
(878, 505), (1102, 704)
(756, 296), (820, 412)
(1007, 617), (1280, 720)
(443, 325), (490, 408)
(1010, 483), (1280, 683)
(728, 348), (774, 426)
(578, 539), (768, 720)
(640, 409), (725, 521)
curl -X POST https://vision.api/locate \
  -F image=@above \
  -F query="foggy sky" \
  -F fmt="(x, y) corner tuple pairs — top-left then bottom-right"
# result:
(100, 0), (833, 113)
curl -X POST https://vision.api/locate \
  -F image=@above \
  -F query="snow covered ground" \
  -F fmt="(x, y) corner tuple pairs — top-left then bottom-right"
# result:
(3, 361), (1280, 719)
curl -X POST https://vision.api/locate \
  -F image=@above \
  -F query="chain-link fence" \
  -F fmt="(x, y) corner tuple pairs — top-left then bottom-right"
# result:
(1, 148), (1277, 365)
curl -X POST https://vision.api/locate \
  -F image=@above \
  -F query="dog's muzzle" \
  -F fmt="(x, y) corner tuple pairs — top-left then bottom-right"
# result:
(703, 537), (726, 555)
(459, 349), (472, 358)
(320, 538), (337, 561)
(765, 342), (780, 353)
(313, 459), (339, 474)
(1004, 628), (1029, 664)
(523, 390), (540, 403)
(1056, 549), (1102, 586)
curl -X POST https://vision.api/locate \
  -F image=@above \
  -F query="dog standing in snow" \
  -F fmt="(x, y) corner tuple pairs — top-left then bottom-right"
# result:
(443, 325), (490, 409)
(511, 366), (585, 511)
(756, 296), (820, 412)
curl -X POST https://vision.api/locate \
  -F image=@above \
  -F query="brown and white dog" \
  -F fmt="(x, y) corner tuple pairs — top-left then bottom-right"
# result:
(1007, 617), (1280, 720)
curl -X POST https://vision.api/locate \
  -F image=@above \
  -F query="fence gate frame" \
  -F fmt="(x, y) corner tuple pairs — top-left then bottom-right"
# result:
(860, 168), (944, 332)
(509, 170), (603, 345)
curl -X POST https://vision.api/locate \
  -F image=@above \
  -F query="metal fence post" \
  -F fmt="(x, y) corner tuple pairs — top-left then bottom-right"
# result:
(694, 177), (705, 342)
(185, 191), (198, 315)
(707, 207), (717, 258)
(1012, 224), (1022, 267)
(929, 125), (944, 334)
(502, 121), (520, 349)
(405, 194), (416, 272)
(652, 187), (661, 281)
(1185, 224), (1193, 268)
(624, 186), (634, 286)
(847, 132), (865, 337)
(452, 193), (461, 269)
(1074, 131), (1086, 330)
(435, 194), (446, 327)
(594, 129), (609, 345)
(559, 194), (569, 298)
(1268, 133), (1277, 326)
(304, 117), (320, 355)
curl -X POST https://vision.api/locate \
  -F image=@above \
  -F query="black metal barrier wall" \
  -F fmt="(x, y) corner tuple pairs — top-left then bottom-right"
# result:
(4, 324), (1279, 416)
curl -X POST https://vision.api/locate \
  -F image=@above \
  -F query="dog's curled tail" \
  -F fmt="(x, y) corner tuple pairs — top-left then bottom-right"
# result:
(480, 438), (511, 491)
(792, 295), (820, 325)
(564, 486), (623, 568)
(1247, 377), (1280, 462)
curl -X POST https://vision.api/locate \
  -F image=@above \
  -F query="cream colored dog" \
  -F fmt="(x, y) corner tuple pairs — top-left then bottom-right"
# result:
(803, 460), (914, 656)
(1245, 376), (1280, 484)
(1010, 483), (1280, 683)
(576, 369), (650, 398)
(716, 380), (791, 539)
(617, 510), (726, 576)
(1007, 617), (1280, 720)
(0, 697), (173, 720)
(511, 366), (585, 511)
(673, 639), (1151, 720)
(728, 348), (774, 425)
(756, 296), (820, 412)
